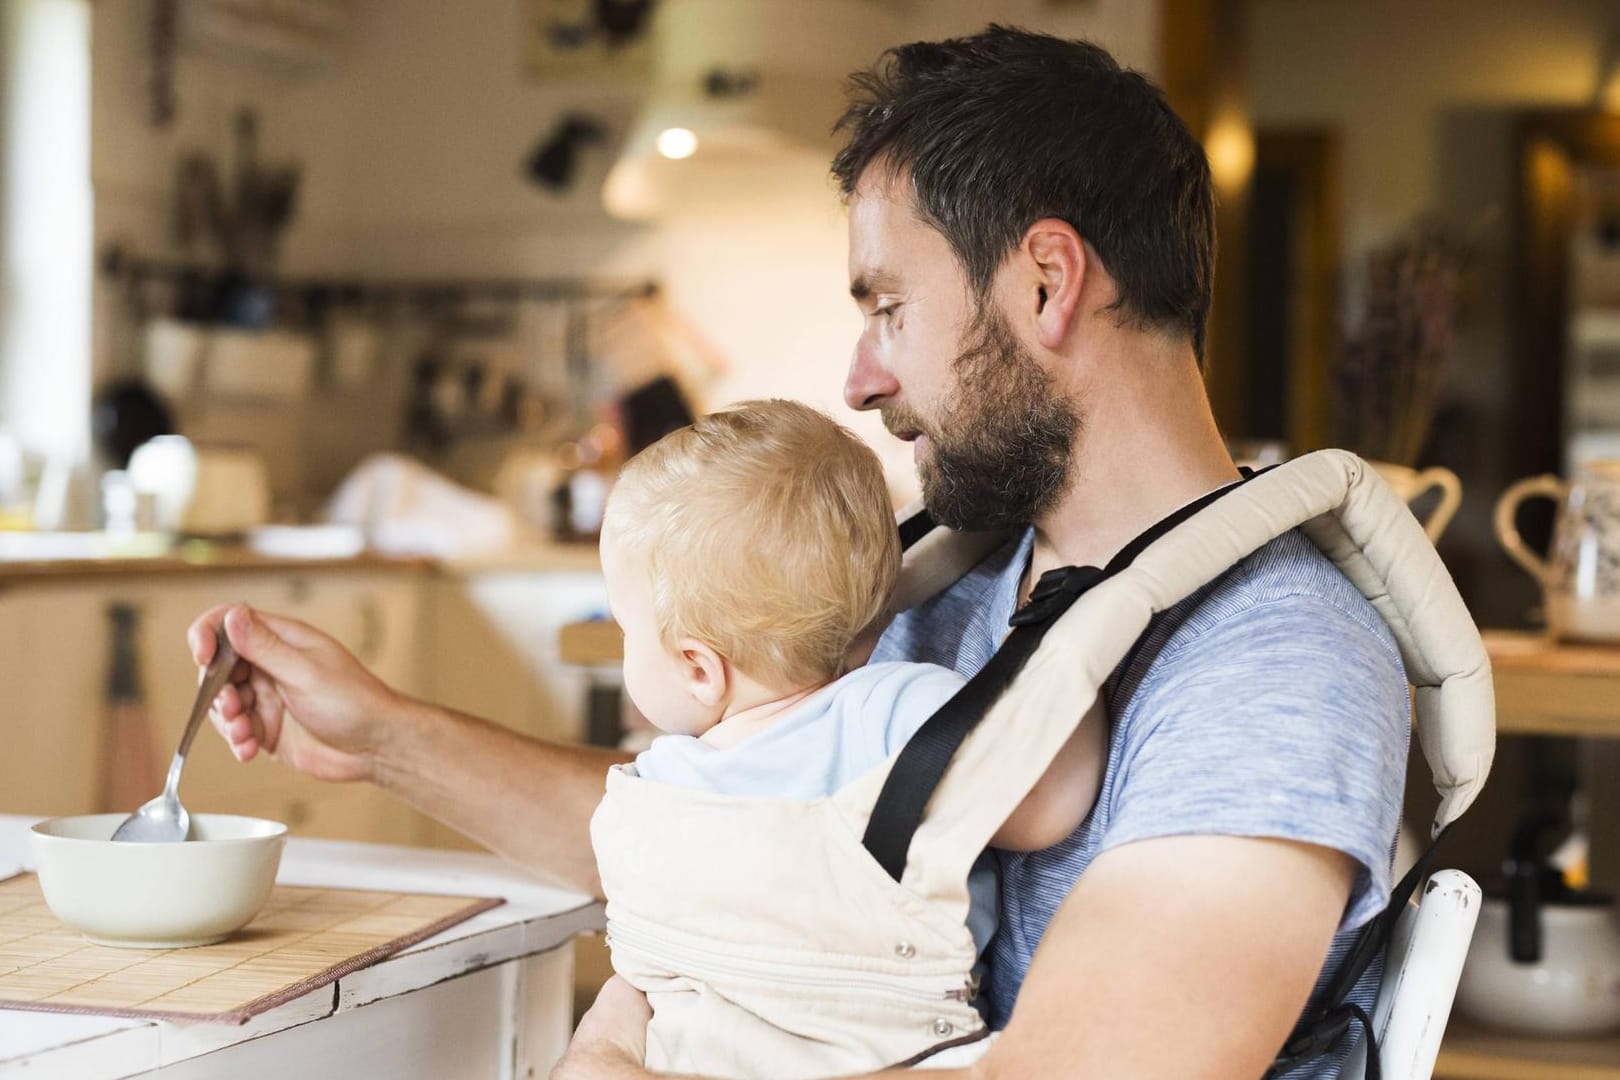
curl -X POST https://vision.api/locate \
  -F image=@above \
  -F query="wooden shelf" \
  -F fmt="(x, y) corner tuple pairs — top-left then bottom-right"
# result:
(1437, 1021), (1620, 1079)
(1485, 630), (1620, 738)
(558, 619), (623, 666)
(1440, 636), (1620, 1079)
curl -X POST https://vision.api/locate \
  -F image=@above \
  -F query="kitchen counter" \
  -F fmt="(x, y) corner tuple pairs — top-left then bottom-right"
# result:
(0, 534), (600, 583)
(0, 815), (602, 1078)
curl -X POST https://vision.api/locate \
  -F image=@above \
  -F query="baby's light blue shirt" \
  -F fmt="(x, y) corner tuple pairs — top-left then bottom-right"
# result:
(633, 662), (967, 798)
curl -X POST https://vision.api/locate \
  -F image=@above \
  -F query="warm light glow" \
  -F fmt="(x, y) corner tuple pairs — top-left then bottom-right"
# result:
(656, 127), (698, 160)
(1205, 109), (1255, 193)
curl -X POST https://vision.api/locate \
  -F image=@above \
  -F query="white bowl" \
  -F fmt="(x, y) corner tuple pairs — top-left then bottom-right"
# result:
(29, 814), (287, 948)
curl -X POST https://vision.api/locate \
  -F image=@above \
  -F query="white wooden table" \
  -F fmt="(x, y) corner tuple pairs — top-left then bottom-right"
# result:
(0, 815), (602, 1078)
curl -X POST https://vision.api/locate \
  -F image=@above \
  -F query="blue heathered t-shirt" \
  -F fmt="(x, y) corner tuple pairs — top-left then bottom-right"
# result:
(870, 526), (1411, 1078)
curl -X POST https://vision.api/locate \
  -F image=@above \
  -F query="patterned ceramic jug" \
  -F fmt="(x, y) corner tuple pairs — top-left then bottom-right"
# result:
(1494, 460), (1620, 643)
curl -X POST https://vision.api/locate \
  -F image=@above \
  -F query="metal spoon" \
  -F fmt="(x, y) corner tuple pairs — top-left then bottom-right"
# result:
(111, 629), (239, 843)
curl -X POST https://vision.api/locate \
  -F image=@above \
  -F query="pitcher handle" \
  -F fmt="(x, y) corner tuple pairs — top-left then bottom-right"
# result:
(1493, 474), (1565, 587)
(1409, 466), (1463, 542)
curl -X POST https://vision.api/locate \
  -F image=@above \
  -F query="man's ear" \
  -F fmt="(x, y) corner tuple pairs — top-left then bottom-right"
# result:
(676, 637), (730, 709)
(1022, 218), (1087, 350)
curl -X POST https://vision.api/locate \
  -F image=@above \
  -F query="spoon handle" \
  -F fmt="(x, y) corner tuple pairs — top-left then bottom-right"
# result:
(178, 628), (240, 763)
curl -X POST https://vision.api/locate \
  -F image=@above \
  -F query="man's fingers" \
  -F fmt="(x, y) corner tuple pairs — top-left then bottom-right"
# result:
(250, 674), (285, 755)
(222, 605), (314, 685)
(187, 605), (234, 665)
(213, 682), (245, 721)
(209, 692), (260, 762)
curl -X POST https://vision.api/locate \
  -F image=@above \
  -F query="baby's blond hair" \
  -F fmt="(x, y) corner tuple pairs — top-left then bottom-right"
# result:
(602, 399), (900, 690)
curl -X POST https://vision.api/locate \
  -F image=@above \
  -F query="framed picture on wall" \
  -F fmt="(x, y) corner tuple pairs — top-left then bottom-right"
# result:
(525, 0), (656, 81)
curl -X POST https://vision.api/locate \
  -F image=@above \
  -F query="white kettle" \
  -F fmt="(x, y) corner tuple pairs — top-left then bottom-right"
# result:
(1456, 813), (1620, 1035)
(128, 436), (270, 537)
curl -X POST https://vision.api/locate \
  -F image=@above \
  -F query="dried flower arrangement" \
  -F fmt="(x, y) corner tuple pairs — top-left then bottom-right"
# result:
(1331, 219), (1469, 467)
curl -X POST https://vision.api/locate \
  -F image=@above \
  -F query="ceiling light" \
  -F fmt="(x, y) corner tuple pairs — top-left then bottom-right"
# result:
(655, 127), (698, 160)
(601, 0), (904, 221)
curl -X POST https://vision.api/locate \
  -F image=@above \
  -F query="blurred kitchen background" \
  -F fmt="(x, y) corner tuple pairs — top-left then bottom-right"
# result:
(5, 0), (1620, 1067)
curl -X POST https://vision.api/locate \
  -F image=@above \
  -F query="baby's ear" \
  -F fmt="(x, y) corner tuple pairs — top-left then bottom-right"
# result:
(678, 638), (730, 709)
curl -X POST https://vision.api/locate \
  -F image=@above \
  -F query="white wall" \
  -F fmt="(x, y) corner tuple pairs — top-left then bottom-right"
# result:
(89, 0), (1160, 502)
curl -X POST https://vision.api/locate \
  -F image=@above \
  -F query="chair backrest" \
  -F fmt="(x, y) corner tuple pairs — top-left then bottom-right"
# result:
(1342, 869), (1481, 1080)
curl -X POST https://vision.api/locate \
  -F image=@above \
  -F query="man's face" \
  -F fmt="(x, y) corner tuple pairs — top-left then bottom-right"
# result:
(844, 174), (1078, 531)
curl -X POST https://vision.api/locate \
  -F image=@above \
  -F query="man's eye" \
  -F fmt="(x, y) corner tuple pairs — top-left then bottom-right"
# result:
(874, 304), (900, 320)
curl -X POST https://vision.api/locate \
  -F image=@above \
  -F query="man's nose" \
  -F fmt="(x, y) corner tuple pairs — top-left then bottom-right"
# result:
(844, 339), (899, 411)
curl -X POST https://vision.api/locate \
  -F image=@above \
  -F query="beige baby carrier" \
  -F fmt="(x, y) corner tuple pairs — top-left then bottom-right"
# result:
(590, 450), (1496, 1079)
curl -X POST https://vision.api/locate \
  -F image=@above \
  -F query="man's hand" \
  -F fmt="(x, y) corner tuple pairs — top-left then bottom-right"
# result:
(189, 603), (626, 895)
(552, 976), (654, 1080)
(189, 603), (404, 784)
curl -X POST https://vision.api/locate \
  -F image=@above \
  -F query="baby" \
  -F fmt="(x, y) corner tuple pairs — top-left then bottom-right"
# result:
(589, 399), (1102, 1075)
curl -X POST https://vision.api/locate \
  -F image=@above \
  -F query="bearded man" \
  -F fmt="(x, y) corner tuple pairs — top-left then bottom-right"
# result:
(190, 27), (1407, 1080)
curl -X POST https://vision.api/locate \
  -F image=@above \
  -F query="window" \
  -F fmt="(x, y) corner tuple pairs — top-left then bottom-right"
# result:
(0, 0), (91, 462)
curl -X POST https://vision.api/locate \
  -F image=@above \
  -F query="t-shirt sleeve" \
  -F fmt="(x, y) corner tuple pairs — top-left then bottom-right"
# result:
(1100, 596), (1410, 932)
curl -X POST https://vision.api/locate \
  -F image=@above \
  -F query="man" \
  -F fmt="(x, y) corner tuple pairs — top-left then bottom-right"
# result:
(192, 27), (1407, 1080)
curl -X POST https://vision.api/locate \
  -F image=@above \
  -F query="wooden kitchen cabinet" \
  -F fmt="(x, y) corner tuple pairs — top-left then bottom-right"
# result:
(0, 583), (116, 818)
(415, 569), (609, 850)
(425, 571), (609, 745)
(0, 558), (610, 851)
(0, 569), (428, 845)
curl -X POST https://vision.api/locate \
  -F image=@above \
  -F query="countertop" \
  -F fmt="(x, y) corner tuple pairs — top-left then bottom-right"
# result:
(0, 534), (601, 583)
(0, 815), (601, 1077)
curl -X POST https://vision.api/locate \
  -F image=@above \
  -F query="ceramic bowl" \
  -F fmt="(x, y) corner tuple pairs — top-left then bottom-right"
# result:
(29, 814), (287, 948)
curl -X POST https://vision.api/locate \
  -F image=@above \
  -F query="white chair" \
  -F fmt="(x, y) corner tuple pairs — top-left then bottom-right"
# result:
(1342, 868), (1482, 1080)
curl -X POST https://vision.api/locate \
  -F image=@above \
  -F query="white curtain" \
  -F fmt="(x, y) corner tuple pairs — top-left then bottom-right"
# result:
(0, 0), (91, 463)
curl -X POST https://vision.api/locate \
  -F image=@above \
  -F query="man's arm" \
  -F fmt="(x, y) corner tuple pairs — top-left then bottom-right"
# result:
(376, 698), (627, 895)
(190, 603), (627, 896)
(555, 832), (1354, 1079)
(966, 833), (1353, 1078)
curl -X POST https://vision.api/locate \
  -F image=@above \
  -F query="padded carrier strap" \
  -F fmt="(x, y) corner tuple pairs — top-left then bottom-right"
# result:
(862, 470), (1263, 881)
(869, 459), (1461, 1080)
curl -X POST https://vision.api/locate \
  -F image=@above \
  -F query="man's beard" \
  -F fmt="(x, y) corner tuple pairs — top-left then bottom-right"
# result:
(884, 308), (1079, 532)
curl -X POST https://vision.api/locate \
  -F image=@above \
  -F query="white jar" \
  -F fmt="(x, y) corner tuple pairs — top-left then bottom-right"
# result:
(1456, 897), (1620, 1035)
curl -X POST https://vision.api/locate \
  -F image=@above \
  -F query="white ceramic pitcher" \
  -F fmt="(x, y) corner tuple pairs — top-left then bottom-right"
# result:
(1494, 460), (1620, 643)
(1369, 461), (1463, 543)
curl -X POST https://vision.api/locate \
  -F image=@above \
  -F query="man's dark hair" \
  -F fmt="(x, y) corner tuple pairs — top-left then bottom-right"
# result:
(831, 25), (1215, 361)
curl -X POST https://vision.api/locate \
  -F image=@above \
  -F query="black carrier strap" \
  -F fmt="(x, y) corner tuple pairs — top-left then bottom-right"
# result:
(896, 507), (938, 552)
(864, 471), (1265, 882)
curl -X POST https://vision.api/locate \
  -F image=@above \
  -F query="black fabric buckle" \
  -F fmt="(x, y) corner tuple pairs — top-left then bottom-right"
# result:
(1008, 565), (1104, 627)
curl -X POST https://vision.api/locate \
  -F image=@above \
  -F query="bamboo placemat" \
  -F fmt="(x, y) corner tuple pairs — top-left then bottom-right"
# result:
(0, 872), (502, 1024)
